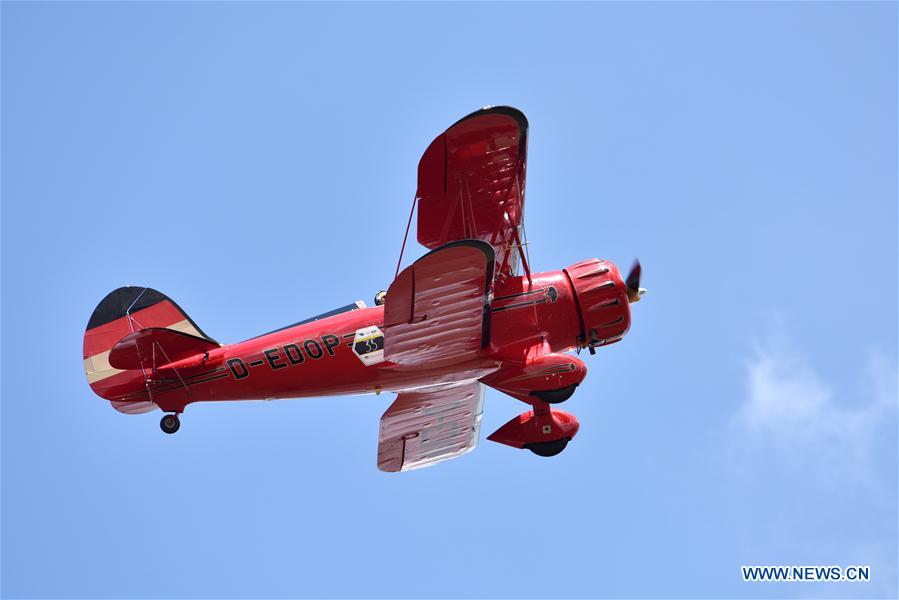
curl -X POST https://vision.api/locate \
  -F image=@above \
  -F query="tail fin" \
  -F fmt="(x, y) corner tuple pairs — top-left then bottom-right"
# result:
(83, 287), (217, 413)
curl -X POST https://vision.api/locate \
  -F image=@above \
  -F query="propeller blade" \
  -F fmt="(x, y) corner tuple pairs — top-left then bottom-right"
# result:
(625, 259), (645, 303)
(625, 259), (641, 292)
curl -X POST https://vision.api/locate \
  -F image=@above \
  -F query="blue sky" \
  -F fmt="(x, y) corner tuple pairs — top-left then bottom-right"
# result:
(2, 2), (896, 598)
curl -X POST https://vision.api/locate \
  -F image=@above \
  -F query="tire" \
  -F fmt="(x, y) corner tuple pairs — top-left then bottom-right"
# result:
(525, 437), (570, 457)
(533, 384), (578, 404)
(160, 414), (180, 434)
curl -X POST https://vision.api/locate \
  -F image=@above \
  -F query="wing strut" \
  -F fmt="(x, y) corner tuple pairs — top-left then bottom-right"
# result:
(515, 171), (533, 286)
(511, 223), (532, 286)
(394, 194), (418, 279)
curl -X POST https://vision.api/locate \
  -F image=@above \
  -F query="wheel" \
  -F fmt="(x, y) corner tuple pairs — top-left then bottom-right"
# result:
(525, 437), (570, 457)
(533, 384), (578, 404)
(160, 413), (180, 434)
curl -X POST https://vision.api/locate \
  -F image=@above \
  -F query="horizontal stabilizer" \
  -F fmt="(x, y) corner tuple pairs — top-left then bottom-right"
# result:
(109, 327), (220, 370)
(110, 400), (158, 414)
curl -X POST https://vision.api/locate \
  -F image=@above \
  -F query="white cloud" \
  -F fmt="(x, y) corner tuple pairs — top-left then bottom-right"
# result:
(734, 337), (897, 480)
(730, 336), (897, 596)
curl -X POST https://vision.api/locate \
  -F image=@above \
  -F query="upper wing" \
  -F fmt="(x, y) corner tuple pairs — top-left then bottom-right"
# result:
(416, 106), (528, 277)
(377, 380), (485, 472)
(383, 240), (494, 367)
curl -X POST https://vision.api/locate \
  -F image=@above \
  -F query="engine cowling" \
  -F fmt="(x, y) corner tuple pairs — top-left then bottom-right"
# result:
(564, 258), (632, 351)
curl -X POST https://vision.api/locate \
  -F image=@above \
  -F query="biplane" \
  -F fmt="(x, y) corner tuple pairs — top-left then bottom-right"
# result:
(82, 106), (645, 471)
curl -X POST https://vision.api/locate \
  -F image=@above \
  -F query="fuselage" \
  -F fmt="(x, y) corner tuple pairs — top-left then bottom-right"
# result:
(146, 261), (631, 414)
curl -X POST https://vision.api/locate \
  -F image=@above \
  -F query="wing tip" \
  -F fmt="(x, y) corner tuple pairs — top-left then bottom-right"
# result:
(451, 105), (529, 133)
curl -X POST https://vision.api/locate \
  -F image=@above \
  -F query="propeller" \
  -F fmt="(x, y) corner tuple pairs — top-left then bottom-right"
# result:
(625, 259), (646, 303)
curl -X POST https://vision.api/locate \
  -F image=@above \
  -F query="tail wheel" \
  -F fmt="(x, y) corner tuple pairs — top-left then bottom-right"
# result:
(525, 437), (570, 457)
(160, 413), (181, 434)
(533, 384), (578, 404)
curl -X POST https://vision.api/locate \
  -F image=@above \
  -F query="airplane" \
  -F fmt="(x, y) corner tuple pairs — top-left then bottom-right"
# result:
(82, 106), (645, 471)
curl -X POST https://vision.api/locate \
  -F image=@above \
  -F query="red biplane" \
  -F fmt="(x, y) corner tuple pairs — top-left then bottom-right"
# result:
(83, 106), (645, 471)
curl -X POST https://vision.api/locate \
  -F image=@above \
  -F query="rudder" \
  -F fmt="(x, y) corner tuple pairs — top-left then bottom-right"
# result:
(83, 287), (217, 412)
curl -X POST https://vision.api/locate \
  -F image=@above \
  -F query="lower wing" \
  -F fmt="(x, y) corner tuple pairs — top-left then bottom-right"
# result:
(377, 380), (485, 472)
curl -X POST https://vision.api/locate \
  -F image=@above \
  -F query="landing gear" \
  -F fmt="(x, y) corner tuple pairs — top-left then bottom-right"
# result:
(525, 437), (570, 457)
(487, 400), (580, 457)
(533, 384), (578, 404)
(160, 413), (180, 434)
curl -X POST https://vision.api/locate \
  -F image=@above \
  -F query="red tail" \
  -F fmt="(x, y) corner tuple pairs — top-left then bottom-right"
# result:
(82, 287), (217, 413)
